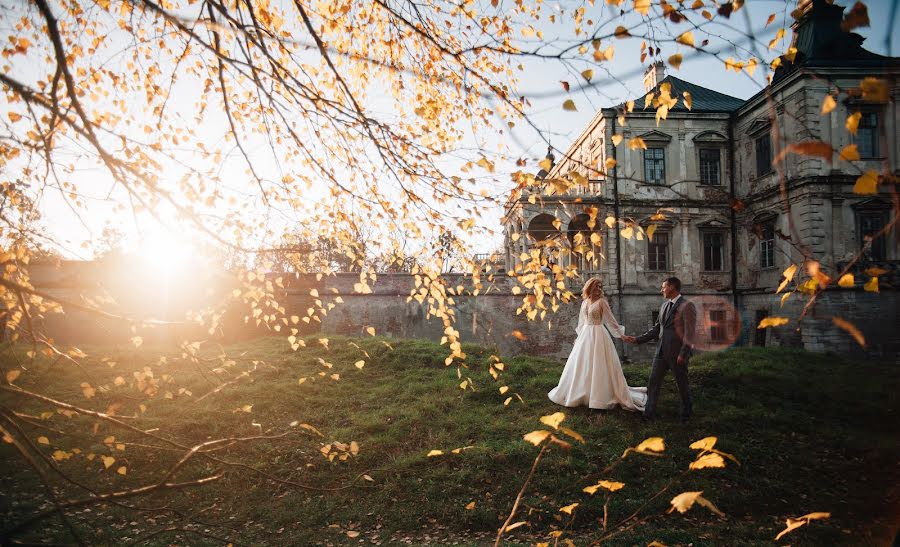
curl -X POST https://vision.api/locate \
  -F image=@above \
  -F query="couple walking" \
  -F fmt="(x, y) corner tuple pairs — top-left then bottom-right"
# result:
(548, 276), (696, 422)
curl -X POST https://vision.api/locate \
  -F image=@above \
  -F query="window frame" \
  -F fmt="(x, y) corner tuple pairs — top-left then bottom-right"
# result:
(647, 231), (670, 271)
(709, 309), (727, 344)
(698, 147), (722, 186)
(755, 132), (773, 178)
(643, 146), (666, 185)
(853, 111), (880, 159)
(857, 210), (888, 261)
(701, 230), (726, 272)
(758, 219), (776, 270)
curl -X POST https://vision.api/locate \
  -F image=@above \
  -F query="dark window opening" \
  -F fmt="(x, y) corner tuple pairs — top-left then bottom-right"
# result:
(699, 148), (721, 185)
(647, 232), (669, 271)
(755, 133), (772, 177)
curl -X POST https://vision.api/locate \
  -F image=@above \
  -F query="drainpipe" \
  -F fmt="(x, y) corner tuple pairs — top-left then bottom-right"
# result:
(728, 112), (740, 332)
(610, 114), (626, 360)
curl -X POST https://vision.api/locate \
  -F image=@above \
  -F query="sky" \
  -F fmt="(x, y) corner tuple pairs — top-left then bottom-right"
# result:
(7, 0), (899, 262)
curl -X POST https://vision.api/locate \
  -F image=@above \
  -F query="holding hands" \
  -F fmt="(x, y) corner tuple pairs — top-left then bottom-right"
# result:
(622, 335), (637, 344)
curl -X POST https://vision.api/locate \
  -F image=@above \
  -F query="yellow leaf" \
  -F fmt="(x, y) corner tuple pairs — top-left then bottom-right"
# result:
(860, 77), (888, 103)
(614, 25), (630, 38)
(667, 54), (682, 70)
(839, 144), (860, 161)
(864, 276), (879, 291)
(581, 69), (593, 81)
(584, 480), (625, 494)
(540, 412), (565, 429)
(464, 501), (476, 511)
(853, 171), (878, 194)
(777, 264), (798, 293)
(354, 360), (365, 369)
(758, 316), (789, 329)
(832, 317), (866, 348)
(689, 452), (725, 470)
(499, 386), (509, 394)
(6, 369), (21, 383)
(523, 430), (552, 446)
(117, 466), (127, 475)
(37, 436), (49, 445)
(559, 503), (579, 514)
(130, 336), (142, 348)
(775, 512), (830, 541)
(80, 383), (95, 399)
(634, 0), (650, 16)
(670, 491), (702, 513)
(562, 99), (577, 112)
(821, 95), (837, 114)
(611, 134), (623, 146)
(102, 456), (115, 469)
(689, 437), (717, 451)
(605, 158), (617, 170)
(559, 426), (584, 443)
(648, 542), (668, 547)
(8, 112), (23, 122)
(845, 112), (862, 135)
(683, 91), (692, 110)
(646, 224), (657, 241)
(628, 137), (647, 150)
(676, 31), (695, 47)
(427, 449), (443, 457)
(838, 273), (855, 288)
(52, 450), (71, 461)
(636, 437), (665, 453)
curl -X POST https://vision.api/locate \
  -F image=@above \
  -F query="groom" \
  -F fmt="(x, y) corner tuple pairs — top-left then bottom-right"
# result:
(623, 277), (696, 422)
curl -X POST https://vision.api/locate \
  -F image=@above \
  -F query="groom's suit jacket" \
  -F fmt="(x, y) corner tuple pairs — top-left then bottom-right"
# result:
(635, 296), (696, 363)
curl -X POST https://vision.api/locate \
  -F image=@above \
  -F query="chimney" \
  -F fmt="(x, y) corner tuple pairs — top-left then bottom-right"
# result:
(642, 61), (666, 92)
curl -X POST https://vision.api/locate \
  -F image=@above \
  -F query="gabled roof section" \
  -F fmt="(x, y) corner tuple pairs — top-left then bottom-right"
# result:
(616, 75), (745, 113)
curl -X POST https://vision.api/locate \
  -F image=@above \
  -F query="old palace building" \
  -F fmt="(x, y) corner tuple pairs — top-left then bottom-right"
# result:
(502, 0), (898, 356)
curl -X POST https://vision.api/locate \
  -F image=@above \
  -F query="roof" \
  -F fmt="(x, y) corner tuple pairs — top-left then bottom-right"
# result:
(772, 0), (898, 84)
(612, 75), (745, 114)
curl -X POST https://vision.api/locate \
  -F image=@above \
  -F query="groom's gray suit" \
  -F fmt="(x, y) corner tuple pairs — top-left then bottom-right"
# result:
(634, 295), (696, 419)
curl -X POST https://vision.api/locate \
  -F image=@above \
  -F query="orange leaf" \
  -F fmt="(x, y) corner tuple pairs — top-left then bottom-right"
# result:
(832, 317), (865, 348)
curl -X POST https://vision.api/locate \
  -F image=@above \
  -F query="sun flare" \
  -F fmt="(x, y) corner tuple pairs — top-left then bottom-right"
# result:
(137, 230), (194, 277)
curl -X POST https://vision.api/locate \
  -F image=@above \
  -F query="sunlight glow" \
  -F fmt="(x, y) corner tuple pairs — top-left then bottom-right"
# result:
(137, 230), (194, 277)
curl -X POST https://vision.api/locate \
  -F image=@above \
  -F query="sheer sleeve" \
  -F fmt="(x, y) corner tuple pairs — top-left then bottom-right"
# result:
(575, 300), (587, 336)
(600, 298), (625, 338)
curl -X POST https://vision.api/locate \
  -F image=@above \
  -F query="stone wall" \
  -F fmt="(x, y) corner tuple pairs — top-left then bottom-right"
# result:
(19, 264), (899, 362)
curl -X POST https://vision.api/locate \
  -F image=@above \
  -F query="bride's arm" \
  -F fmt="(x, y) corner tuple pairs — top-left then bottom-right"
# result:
(600, 299), (625, 338)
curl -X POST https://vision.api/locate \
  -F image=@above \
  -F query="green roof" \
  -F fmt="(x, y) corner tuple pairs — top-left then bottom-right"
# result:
(616, 75), (745, 113)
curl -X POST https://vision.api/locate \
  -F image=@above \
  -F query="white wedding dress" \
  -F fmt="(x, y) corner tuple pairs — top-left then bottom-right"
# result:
(548, 297), (647, 411)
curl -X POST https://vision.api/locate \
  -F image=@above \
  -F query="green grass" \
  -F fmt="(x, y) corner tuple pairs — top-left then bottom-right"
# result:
(1, 338), (898, 546)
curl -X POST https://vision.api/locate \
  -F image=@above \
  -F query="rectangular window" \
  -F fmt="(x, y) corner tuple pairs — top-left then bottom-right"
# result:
(754, 310), (768, 347)
(644, 147), (666, 184)
(709, 309), (727, 343)
(702, 232), (725, 271)
(647, 232), (669, 271)
(760, 221), (776, 269)
(859, 212), (887, 261)
(755, 133), (772, 177)
(856, 112), (879, 158)
(699, 148), (721, 185)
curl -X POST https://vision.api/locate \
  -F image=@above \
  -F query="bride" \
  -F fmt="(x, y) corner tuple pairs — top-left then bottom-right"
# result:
(548, 277), (647, 411)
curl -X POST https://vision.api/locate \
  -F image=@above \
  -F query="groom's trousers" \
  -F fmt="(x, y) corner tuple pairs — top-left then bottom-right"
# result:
(644, 357), (692, 418)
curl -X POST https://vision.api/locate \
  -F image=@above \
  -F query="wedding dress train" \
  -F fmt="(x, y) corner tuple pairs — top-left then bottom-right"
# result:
(548, 297), (647, 411)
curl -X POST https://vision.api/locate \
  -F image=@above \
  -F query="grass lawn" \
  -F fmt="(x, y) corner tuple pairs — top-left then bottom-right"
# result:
(1, 336), (898, 546)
